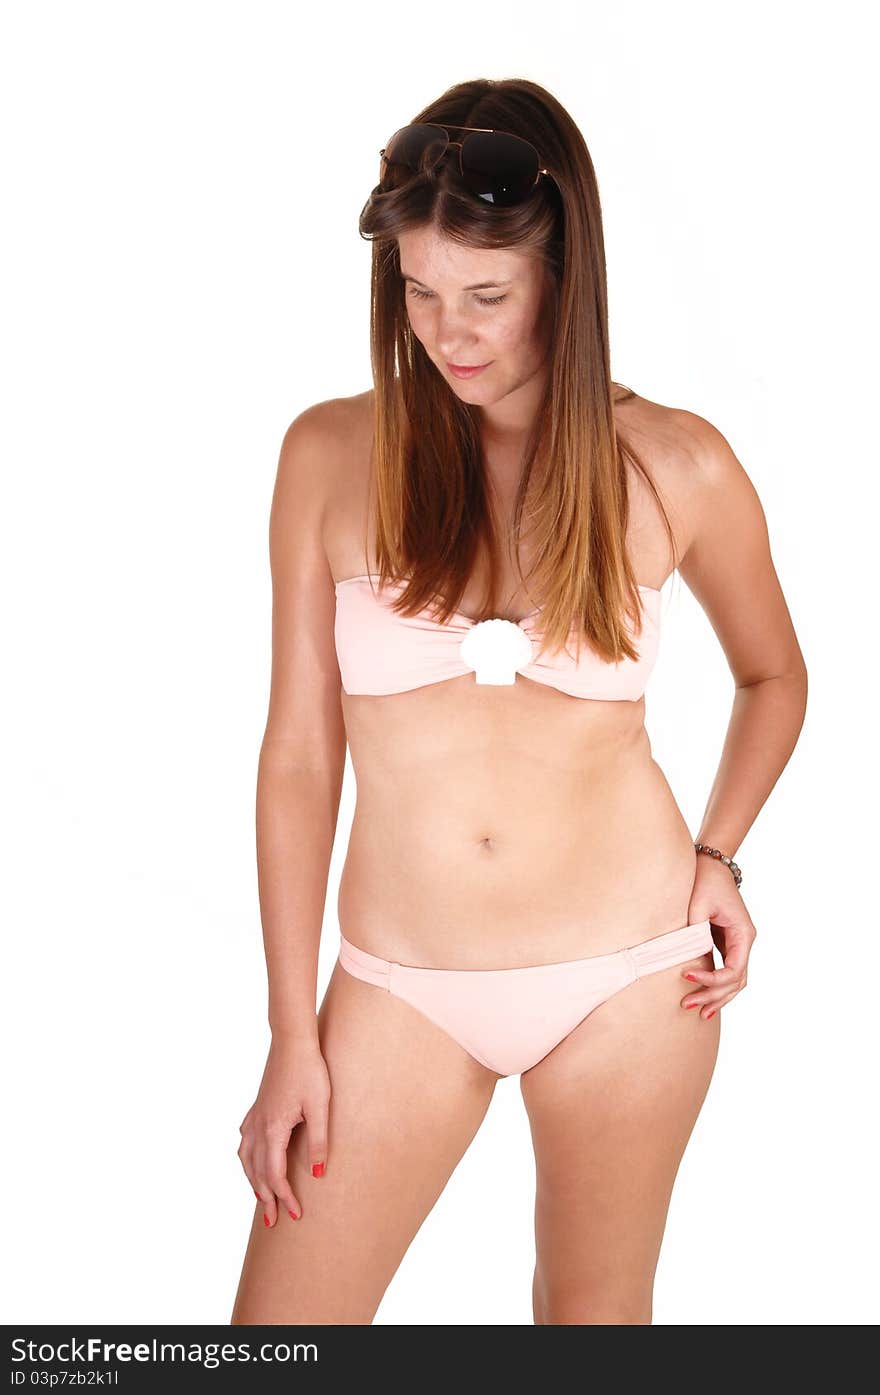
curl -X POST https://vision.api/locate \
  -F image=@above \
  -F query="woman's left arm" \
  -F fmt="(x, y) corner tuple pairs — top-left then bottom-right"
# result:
(674, 412), (809, 1017)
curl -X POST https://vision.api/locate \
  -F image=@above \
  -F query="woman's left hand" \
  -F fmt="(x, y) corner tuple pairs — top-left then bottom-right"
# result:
(682, 853), (757, 1020)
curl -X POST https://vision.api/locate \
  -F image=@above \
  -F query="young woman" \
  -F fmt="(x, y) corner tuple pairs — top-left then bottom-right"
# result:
(231, 77), (807, 1325)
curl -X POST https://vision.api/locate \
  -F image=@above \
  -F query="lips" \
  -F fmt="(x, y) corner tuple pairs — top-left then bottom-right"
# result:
(447, 361), (491, 378)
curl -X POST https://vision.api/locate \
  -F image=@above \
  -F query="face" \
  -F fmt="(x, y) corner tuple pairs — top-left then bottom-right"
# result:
(396, 225), (555, 408)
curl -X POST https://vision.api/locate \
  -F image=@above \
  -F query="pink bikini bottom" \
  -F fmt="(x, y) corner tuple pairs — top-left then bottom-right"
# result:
(337, 919), (714, 1078)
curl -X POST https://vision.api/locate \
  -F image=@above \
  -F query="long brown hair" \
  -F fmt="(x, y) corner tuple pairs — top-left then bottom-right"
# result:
(357, 76), (678, 664)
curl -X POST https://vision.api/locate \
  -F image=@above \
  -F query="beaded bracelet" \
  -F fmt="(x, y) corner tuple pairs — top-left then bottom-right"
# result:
(694, 841), (742, 889)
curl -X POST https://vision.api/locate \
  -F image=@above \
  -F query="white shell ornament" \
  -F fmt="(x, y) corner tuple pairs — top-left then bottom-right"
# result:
(459, 618), (534, 685)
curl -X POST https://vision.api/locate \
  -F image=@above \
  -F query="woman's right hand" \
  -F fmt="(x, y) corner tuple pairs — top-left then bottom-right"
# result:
(237, 1034), (331, 1226)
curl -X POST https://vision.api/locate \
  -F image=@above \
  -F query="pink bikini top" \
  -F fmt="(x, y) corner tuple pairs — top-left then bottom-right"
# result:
(334, 573), (662, 700)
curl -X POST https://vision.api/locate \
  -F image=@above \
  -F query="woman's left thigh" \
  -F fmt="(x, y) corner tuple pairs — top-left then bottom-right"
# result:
(519, 948), (719, 1325)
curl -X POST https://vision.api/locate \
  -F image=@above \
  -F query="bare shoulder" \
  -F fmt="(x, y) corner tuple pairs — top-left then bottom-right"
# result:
(612, 387), (703, 578)
(647, 395), (765, 565)
(614, 386), (701, 483)
(619, 389), (806, 684)
(278, 389), (372, 479)
(613, 387), (756, 560)
(273, 389), (373, 534)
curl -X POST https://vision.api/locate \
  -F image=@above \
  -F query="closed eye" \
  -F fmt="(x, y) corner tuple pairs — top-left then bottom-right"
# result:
(408, 287), (507, 307)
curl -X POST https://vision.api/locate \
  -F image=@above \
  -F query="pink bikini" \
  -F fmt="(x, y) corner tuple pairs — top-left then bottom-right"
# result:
(333, 572), (663, 697)
(333, 572), (714, 1077)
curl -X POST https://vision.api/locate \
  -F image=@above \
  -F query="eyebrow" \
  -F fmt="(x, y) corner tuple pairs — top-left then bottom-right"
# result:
(400, 271), (513, 291)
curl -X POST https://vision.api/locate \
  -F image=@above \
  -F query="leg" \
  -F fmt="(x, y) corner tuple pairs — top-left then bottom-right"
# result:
(231, 955), (498, 1324)
(520, 943), (719, 1325)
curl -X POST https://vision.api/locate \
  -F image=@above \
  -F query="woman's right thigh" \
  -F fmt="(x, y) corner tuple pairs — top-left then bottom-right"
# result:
(231, 955), (499, 1324)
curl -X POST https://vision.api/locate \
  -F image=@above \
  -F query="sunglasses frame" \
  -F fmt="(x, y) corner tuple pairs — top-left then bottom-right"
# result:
(378, 123), (551, 202)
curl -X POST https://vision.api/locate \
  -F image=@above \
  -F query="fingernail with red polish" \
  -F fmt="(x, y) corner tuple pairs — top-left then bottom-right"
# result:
(706, 1009), (716, 1019)
(254, 1191), (261, 1202)
(289, 1209), (300, 1221)
(263, 1213), (270, 1226)
(684, 973), (698, 982)
(686, 1002), (699, 1009)
(312, 1162), (325, 1178)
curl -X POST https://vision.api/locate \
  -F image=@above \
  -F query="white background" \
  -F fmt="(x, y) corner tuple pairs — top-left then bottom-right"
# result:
(2, 0), (877, 1325)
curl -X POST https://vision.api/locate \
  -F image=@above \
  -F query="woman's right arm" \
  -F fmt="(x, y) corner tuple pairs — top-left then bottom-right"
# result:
(258, 403), (346, 1045)
(238, 402), (347, 1225)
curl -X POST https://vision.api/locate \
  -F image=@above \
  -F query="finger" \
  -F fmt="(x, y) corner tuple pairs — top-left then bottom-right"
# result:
(684, 983), (746, 1018)
(701, 985), (747, 1017)
(682, 976), (744, 1012)
(683, 994), (722, 1020)
(265, 1136), (301, 1222)
(719, 942), (752, 978)
(307, 1103), (330, 1180)
(252, 1141), (280, 1227)
(237, 1140), (260, 1201)
(702, 964), (748, 996)
(683, 964), (743, 991)
(681, 968), (709, 983)
(682, 990), (710, 1011)
(700, 996), (731, 1019)
(271, 1186), (301, 1222)
(255, 1178), (277, 1227)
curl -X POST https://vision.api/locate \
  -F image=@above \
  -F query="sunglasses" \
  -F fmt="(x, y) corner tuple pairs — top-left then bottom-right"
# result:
(378, 123), (551, 208)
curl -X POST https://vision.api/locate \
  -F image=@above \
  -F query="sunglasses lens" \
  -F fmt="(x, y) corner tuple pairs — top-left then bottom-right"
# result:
(460, 131), (540, 206)
(381, 125), (543, 206)
(383, 123), (449, 170)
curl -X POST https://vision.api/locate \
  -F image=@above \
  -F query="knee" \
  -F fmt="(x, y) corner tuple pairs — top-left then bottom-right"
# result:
(534, 1274), (652, 1325)
(541, 1299), (652, 1325)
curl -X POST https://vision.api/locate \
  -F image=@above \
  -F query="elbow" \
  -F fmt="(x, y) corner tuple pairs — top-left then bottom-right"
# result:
(735, 663), (807, 691)
(782, 660), (809, 732)
(799, 661), (809, 717)
(782, 660), (809, 707)
(258, 739), (346, 783)
(789, 655), (809, 702)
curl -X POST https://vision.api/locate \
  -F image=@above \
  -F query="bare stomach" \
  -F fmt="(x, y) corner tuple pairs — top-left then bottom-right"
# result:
(335, 678), (699, 968)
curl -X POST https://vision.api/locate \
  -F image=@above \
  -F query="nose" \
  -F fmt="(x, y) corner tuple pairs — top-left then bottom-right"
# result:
(434, 310), (482, 362)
